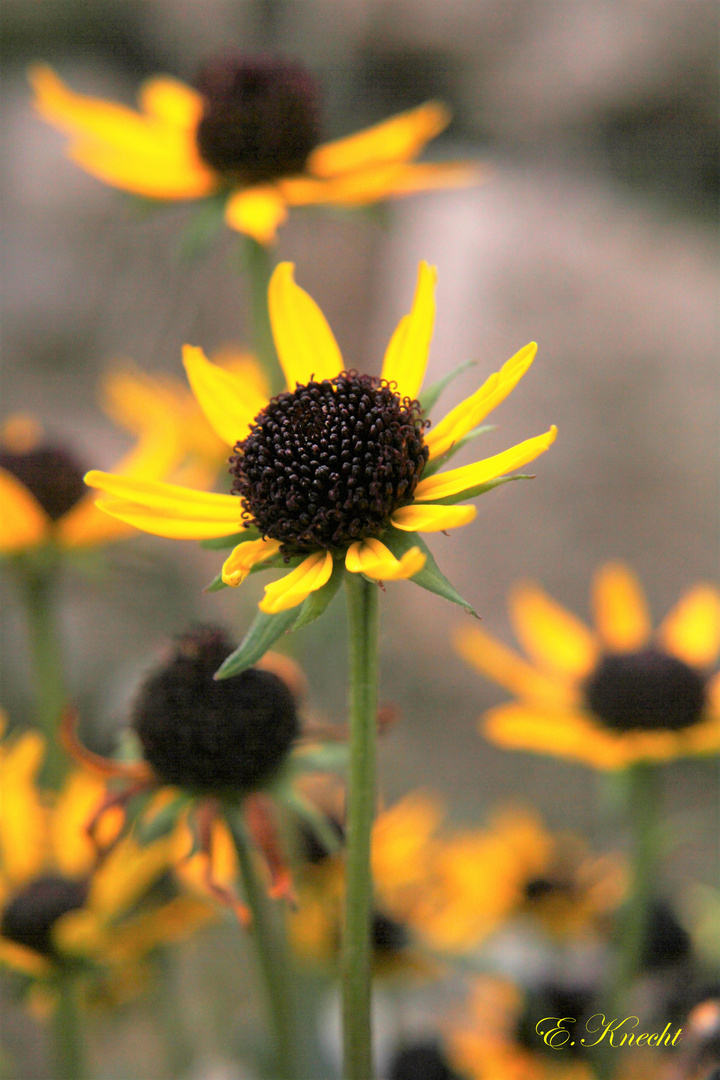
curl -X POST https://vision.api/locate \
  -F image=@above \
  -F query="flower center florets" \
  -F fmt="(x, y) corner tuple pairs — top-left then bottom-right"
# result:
(132, 627), (299, 792)
(1, 875), (88, 957)
(230, 372), (429, 555)
(0, 444), (86, 521)
(194, 53), (321, 184)
(583, 647), (707, 732)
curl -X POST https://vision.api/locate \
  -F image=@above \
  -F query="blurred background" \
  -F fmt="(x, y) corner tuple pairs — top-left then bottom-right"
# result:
(1, 1), (718, 1074)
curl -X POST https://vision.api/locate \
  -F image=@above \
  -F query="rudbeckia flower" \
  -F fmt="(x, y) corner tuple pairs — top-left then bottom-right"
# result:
(85, 261), (556, 666)
(0, 718), (210, 990)
(457, 563), (720, 769)
(30, 55), (481, 245)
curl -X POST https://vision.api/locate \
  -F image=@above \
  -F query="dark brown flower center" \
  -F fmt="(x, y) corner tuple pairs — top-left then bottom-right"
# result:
(194, 54), (321, 183)
(230, 372), (429, 555)
(1, 875), (87, 957)
(583, 647), (707, 732)
(389, 1043), (461, 1080)
(132, 626), (298, 792)
(0, 444), (86, 521)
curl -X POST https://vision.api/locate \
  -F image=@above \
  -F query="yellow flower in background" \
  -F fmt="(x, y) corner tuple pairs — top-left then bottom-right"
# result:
(86, 261), (556, 637)
(0, 720), (210, 988)
(457, 563), (720, 769)
(30, 55), (482, 245)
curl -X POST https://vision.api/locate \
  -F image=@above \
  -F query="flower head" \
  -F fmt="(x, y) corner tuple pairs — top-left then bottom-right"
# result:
(85, 261), (556, 661)
(456, 563), (720, 769)
(30, 57), (481, 244)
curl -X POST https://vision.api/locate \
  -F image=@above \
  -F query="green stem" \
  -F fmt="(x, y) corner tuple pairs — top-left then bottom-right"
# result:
(225, 808), (298, 1080)
(243, 235), (283, 395)
(20, 562), (68, 788)
(342, 574), (380, 1080)
(52, 970), (86, 1080)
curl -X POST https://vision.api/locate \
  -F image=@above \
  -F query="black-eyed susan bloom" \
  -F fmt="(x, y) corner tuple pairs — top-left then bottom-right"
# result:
(30, 56), (481, 245)
(457, 563), (720, 769)
(85, 261), (556, 661)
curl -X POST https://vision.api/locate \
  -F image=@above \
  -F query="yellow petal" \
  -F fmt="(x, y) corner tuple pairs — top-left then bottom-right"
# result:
(268, 263), (344, 389)
(137, 76), (203, 130)
(51, 772), (107, 879)
(483, 703), (627, 770)
(183, 345), (267, 448)
(224, 185), (288, 244)
(425, 343), (537, 461)
(87, 834), (174, 921)
(345, 538), (425, 580)
(391, 503), (476, 532)
(510, 582), (598, 679)
(454, 625), (577, 710)
(380, 261), (437, 401)
(308, 102), (451, 178)
(0, 468), (48, 553)
(658, 584), (720, 668)
(373, 160), (485, 195)
(259, 551), (334, 613)
(93, 497), (241, 540)
(222, 538), (282, 587)
(415, 426), (557, 502)
(0, 731), (48, 886)
(84, 471), (240, 520)
(0, 937), (52, 978)
(591, 562), (651, 652)
(67, 139), (216, 200)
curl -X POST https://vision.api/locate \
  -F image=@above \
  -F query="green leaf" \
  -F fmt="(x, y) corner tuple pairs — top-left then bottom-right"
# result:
(383, 530), (478, 617)
(422, 424), (496, 477)
(200, 531), (257, 551)
(291, 559), (345, 632)
(432, 473), (534, 506)
(420, 358), (477, 414)
(204, 573), (228, 593)
(214, 607), (299, 678)
(137, 795), (188, 845)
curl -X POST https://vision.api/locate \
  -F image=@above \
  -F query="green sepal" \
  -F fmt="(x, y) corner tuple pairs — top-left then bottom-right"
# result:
(178, 194), (228, 261)
(200, 530), (258, 551)
(214, 607), (299, 679)
(291, 558), (345, 632)
(383, 529), (478, 617)
(136, 794), (188, 845)
(419, 358), (477, 414)
(290, 742), (349, 774)
(422, 424), (496, 477)
(204, 573), (228, 593)
(432, 473), (533, 506)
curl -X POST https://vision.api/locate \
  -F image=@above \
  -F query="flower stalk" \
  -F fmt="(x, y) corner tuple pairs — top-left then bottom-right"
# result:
(342, 573), (380, 1080)
(52, 969), (86, 1080)
(225, 806), (298, 1080)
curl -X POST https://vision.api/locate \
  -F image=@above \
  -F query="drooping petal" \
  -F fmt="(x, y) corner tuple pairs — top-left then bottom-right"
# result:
(268, 263), (344, 389)
(51, 772), (108, 879)
(0, 468), (48, 553)
(380, 261), (437, 401)
(425, 343), (537, 461)
(222, 538), (282, 586)
(509, 583), (598, 679)
(658, 584), (720, 668)
(224, 185), (288, 244)
(183, 345), (267, 448)
(259, 551), (334, 613)
(137, 76), (204, 130)
(67, 140), (216, 199)
(345, 538), (425, 580)
(308, 102), (451, 177)
(0, 938), (52, 978)
(0, 731), (48, 886)
(414, 427), (557, 502)
(87, 834), (175, 921)
(454, 625), (577, 710)
(391, 503), (476, 532)
(84, 471), (240, 520)
(591, 562), (651, 652)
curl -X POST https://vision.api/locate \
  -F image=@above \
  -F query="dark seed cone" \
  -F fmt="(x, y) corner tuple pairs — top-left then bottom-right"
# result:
(132, 627), (299, 792)
(1, 875), (88, 957)
(389, 1043), (461, 1080)
(195, 53), (321, 183)
(231, 372), (429, 555)
(0, 444), (86, 521)
(583, 647), (707, 732)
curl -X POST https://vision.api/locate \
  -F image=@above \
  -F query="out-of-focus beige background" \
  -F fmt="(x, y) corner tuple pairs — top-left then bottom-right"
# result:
(2, 0), (717, 879)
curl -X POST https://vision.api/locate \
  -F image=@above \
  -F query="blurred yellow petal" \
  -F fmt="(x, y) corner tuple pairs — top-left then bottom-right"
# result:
(222, 538), (282, 586)
(0, 468), (48, 553)
(268, 263), (344, 389)
(591, 563), (651, 652)
(99, 897), (214, 963)
(426, 343), (537, 461)
(1, 415), (43, 453)
(93, 497), (241, 540)
(260, 551), (333, 613)
(415, 427), (557, 502)
(0, 731), (48, 885)
(137, 76), (203, 129)
(84, 471), (239, 519)
(224, 185), (288, 244)
(308, 102), (451, 177)
(375, 159), (485, 195)
(345, 538), (425, 580)
(483, 703), (626, 769)
(183, 345), (267, 448)
(454, 625), (577, 710)
(0, 937), (52, 977)
(87, 835), (174, 921)
(51, 772), (107, 878)
(391, 503), (476, 532)
(510, 583), (598, 679)
(658, 584), (720, 668)
(380, 261), (437, 400)
(283, 159), (480, 208)
(67, 139), (216, 199)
